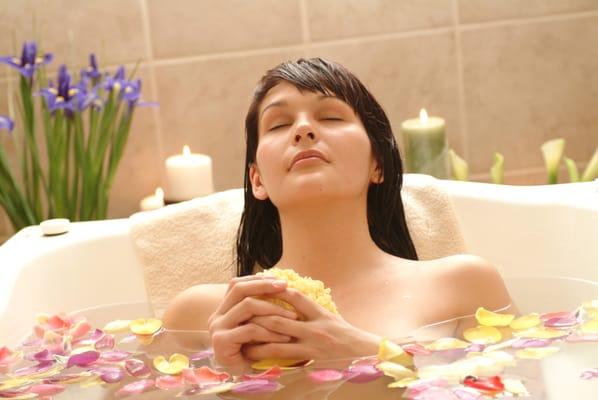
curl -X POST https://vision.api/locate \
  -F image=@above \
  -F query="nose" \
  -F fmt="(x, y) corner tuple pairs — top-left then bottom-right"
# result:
(293, 117), (318, 143)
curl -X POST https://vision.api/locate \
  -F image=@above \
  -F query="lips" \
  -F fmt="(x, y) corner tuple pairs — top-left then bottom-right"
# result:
(289, 149), (329, 170)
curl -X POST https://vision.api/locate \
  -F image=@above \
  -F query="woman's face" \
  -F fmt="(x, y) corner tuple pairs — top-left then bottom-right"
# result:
(250, 81), (382, 208)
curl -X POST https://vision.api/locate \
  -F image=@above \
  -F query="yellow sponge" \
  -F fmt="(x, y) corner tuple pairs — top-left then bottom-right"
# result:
(256, 267), (339, 317)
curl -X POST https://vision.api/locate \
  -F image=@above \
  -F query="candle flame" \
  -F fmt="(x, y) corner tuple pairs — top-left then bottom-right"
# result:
(155, 187), (164, 200)
(182, 145), (191, 156)
(419, 109), (429, 124)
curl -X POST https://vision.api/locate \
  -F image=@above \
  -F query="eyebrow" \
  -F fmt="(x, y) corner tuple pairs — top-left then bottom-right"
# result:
(259, 94), (340, 121)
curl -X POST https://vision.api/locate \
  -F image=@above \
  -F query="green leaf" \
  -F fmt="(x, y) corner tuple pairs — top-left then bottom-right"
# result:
(449, 149), (468, 181)
(581, 146), (598, 182)
(541, 138), (565, 184)
(490, 152), (504, 184)
(564, 157), (580, 183)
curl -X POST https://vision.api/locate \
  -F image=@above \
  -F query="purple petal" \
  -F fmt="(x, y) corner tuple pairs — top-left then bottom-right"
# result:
(0, 115), (14, 133)
(90, 329), (105, 341)
(66, 350), (100, 368)
(115, 379), (155, 398)
(125, 358), (151, 378)
(464, 343), (485, 353)
(100, 350), (131, 362)
(343, 364), (383, 383)
(231, 379), (280, 394)
(544, 316), (578, 328)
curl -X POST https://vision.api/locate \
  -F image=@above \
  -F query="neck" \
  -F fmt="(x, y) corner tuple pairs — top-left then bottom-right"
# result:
(271, 195), (392, 285)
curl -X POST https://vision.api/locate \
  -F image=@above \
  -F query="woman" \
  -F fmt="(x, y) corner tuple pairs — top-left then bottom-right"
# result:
(163, 57), (513, 373)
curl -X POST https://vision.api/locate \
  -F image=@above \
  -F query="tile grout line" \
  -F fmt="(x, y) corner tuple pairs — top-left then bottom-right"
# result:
(459, 9), (598, 31)
(299, 0), (311, 56)
(451, 0), (469, 164)
(139, 0), (167, 187)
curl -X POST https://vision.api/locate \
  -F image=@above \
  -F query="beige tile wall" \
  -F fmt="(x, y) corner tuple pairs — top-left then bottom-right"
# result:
(1, 0), (597, 241)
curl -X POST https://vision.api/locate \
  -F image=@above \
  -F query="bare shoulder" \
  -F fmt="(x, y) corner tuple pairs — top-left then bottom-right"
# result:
(426, 254), (514, 317)
(162, 283), (228, 331)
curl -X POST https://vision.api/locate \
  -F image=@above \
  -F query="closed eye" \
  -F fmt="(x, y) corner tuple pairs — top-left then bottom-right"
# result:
(268, 124), (290, 131)
(268, 118), (343, 131)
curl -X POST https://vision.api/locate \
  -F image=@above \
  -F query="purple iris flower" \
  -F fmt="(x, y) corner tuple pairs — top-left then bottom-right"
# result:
(38, 65), (97, 117)
(0, 115), (15, 133)
(0, 41), (52, 79)
(80, 53), (102, 83)
(103, 66), (127, 92)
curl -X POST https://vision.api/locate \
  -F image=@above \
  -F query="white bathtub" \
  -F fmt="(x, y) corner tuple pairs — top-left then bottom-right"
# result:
(0, 180), (596, 348)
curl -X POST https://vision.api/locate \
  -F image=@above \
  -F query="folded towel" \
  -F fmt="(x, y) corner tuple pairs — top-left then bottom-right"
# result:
(129, 173), (466, 306)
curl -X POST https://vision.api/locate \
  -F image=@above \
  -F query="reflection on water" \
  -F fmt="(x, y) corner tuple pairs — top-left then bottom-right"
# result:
(1, 276), (597, 399)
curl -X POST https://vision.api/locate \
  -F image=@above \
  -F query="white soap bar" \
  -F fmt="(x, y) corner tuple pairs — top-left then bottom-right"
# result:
(40, 218), (70, 236)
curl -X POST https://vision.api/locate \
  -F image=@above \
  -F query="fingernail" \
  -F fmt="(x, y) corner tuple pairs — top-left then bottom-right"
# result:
(272, 280), (287, 288)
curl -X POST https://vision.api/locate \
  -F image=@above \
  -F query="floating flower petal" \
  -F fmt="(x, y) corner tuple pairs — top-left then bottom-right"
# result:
(182, 366), (230, 385)
(509, 313), (541, 330)
(66, 350), (100, 368)
(376, 361), (416, 380)
(231, 379), (280, 394)
(426, 338), (470, 351)
(308, 369), (344, 383)
(103, 320), (132, 333)
(515, 346), (560, 359)
(115, 379), (155, 398)
(153, 353), (189, 375)
(240, 366), (282, 381)
(155, 374), (184, 390)
(475, 307), (514, 327)
(464, 326), (502, 345)
(130, 318), (162, 335)
(377, 338), (413, 366)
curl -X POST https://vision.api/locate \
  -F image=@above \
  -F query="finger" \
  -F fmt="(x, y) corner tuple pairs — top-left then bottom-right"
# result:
(216, 323), (292, 347)
(243, 342), (309, 362)
(216, 279), (288, 316)
(249, 315), (304, 338)
(212, 297), (298, 330)
(267, 288), (324, 320)
(226, 275), (277, 292)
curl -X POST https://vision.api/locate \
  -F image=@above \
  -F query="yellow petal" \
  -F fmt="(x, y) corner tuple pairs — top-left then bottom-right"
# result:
(36, 313), (50, 325)
(251, 358), (309, 370)
(153, 353), (189, 375)
(376, 361), (416, 380)
(103, 319), (132, 333)
(514, 327), (568, 339)
(464, 325), (502, 344)
(503, 378), (529, 396)
(475, 307), (515, 327)
(580, 319), (598, 334)
(0, 377), (31, 391)
(426, 337), (470, 351)
(509, 313), (541, 330)
(516, 346), (560, 359)
(201, 382), (236, 394)
(377, 338), (413, 366)
(388, 377), (417, 388)
(130, 318), (162, 335)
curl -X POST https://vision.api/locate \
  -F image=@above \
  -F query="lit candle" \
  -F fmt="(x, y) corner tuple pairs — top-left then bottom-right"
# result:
(140, 187), (165, 211)
(400, 109), (449, 178)
(165, 145), (214, 201)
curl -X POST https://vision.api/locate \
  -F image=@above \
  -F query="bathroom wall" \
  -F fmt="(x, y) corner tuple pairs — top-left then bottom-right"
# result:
(1, 0), (597, 241)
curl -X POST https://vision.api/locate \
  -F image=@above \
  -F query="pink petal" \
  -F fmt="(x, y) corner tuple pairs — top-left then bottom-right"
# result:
(540, 311), (574, 321)
(69, 320), (92, 339)
(240, 366), (282, 381)
(580, 368), (598, 380)
(182, 366), (230, 385)
(403, 343), (432, 356)
(511, 338), (553, 349)
(29, 384), (66, 396)
(308, 369), (344, 383)
(90, 366), (125, 383)
(34, 324), (47, 339)
(452, 388), (483, 399)
(465, 343), (485, 353)
(189, 350), (214, 362)
(155, 375), (185, 390)
(544, 316), (578, 328)
(125, 359), (151, 378)
(100, 350), (131, 362)
(231, 379), (280, 394)
(91, 329), (105, 341)
(0, 346), (12, 363)
(343, 364), (383, 383)
(47, 314), (71, 330)
(13, 360), (55, 376)
(94, 333), (115, 350)
(66, 350), (100, 368)
(115, 379), (155, 398)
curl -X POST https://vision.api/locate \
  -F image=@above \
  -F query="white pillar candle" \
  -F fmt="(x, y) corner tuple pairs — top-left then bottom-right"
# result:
(165, 145), (214, 201)
(140, 187), (165, 211)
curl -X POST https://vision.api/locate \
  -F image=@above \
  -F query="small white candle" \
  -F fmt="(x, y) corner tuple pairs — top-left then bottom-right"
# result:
(140, 187), (165, 211)
(165, 145), (214, 201)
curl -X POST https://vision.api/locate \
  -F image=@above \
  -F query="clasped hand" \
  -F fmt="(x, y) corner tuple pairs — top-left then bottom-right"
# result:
(207, 275), (380, 371)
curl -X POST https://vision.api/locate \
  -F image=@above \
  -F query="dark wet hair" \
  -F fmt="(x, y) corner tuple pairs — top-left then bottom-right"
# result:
(235, 57), (418, 276)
